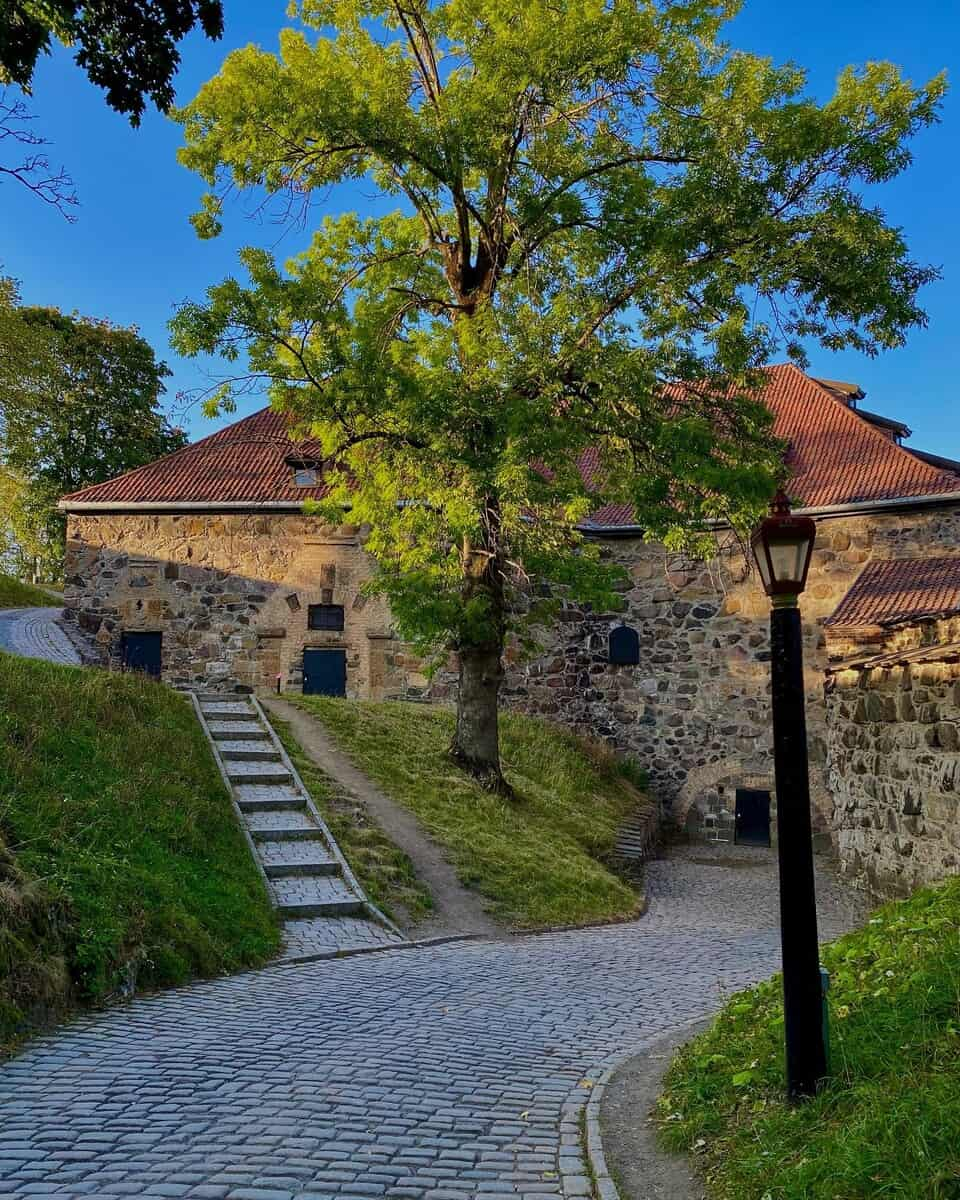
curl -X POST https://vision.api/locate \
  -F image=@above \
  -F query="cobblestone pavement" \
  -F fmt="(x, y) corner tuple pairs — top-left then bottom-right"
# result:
(0, 606), (80, 666)
(0, 845), (870, 1199)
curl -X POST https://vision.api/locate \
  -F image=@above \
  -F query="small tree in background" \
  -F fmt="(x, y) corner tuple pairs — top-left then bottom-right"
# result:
(0, 279), (186, 580)
(172, 0), (942, 792)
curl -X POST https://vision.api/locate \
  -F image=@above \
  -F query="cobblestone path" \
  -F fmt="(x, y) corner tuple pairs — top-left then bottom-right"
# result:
(0, 607), (79, 667)
(0, 846), (868, 1200)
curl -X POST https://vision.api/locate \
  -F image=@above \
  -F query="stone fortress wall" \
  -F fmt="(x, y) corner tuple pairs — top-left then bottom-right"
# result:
(826, 616), (960, 896)
(503, 503), (960, 838)
(62, 512), (426, 698)
(65, 501), (960, 896)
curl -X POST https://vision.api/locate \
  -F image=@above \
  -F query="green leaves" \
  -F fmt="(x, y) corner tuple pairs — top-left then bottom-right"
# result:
(172, 0), (943, 661)
(0, 280), (184, 578)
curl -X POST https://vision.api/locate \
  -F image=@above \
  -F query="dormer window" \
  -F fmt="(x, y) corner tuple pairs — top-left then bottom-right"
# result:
(285, 454), (321, 487)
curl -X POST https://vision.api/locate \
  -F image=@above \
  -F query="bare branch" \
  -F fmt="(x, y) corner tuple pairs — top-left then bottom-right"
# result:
(0, 93), (78, 220)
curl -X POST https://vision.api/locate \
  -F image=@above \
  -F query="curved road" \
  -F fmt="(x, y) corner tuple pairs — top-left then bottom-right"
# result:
(0, 848), (866, 1199)
(0, 606), (80, 666)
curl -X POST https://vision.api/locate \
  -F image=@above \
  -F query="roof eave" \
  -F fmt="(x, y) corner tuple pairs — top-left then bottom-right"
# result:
(60, 499), (347, 514)
(577, 489), (960, 536)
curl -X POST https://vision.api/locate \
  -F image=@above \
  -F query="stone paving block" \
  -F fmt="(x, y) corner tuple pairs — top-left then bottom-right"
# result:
(0, 845), (868, 1200)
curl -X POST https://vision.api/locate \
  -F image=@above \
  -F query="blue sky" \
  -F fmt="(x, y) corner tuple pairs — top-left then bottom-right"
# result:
(2, 0), (958, 456)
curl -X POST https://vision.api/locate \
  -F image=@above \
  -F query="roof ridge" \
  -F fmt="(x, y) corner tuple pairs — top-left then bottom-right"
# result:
(800, 367), (959, 491)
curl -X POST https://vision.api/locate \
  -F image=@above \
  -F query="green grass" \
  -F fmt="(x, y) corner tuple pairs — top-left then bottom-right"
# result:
(289, 696), (647, 929)
(0, 573), (61, 608)
(0, 652), (279, 1053)
(657, 877), (960, 1199)
(270, 713), (433, 926)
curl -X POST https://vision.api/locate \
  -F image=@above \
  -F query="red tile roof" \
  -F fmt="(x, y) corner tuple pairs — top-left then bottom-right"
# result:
(61, 408), (333, 506)
(824, 556), (960, 631)
(581, 364), (959, 529)
(62, 363), (959, 518)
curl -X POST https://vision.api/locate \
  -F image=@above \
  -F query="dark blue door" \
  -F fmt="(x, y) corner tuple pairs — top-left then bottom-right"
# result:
(303, 648), (346, 696)
(121, 631), (162, 678)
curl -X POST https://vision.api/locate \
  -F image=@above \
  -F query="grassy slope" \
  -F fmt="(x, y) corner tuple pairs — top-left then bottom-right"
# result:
(0, 574), (61, 608)
(0, 653), (279, 1052)
(657, 877), (960, 1199)
(290, 697), (647, 928)
(270, 713), (433, 926)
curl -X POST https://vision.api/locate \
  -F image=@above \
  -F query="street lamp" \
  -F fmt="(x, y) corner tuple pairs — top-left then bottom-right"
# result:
(751, 489), (826, 1100)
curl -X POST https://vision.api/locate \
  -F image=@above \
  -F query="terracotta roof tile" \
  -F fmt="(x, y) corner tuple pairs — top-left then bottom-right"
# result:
(62, 364), (959, 516)
(579, 363), (959, 529)
(824, 557), (960, 631)
(61, 408), (332, 506)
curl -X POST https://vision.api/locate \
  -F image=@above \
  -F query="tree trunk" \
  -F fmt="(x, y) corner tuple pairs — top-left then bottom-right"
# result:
(449, 509), (512, 796)
(451, 640), (510, 795)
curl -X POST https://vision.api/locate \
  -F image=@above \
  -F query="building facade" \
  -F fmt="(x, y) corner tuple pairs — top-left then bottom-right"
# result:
(61, 365), (960, 859)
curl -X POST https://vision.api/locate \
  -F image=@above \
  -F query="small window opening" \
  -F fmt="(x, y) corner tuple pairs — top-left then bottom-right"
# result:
(308, 603), (345, 631)
(608, 624), (640, 666)
(285, 454), (321, 487)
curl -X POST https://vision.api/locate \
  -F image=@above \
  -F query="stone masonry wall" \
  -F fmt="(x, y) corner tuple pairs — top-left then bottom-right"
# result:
(504, 503), (960, 834)
(63, 513), (428, 698)
(826, 618), (960, 896)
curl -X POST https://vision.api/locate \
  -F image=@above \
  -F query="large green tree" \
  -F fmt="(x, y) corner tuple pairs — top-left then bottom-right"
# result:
(0, 279), (186, 579)
(172, 0), (941, 790)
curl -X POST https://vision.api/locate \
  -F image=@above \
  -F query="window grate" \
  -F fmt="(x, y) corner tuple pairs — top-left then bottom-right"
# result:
(307, 603), (345, 631)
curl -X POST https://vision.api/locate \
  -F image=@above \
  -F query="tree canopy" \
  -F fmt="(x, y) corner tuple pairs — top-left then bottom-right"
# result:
(1, 1), (224, 123)
(172, 0), (943, 788)
(0, 278), (186, 579)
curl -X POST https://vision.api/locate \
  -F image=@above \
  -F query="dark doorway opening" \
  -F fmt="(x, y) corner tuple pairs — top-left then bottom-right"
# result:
(735, 788), (772, 846)
(121, 631), (162, 678)
(302, 648), (347, 696)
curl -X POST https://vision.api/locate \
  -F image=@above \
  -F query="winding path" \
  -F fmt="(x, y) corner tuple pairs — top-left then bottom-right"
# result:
(0, 846), (867, 1199)
(0, 606), (79, 667)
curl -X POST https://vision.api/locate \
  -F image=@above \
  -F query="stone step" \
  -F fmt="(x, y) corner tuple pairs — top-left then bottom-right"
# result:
(226, 761), (292, 786)
(196, 691), (250, 703)
(259, 839), (339, 878)
(218, 742), (281, 761)
(235, 789), (306, 814)
(273, 875), (364, 918)
(244, 810), (323, 840)
(208, 722), (271, 740)
(234, 783), (303, 807)
(202, 704), (260, 721)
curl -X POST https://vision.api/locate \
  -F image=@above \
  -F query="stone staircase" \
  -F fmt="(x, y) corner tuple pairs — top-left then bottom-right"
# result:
(611, 795), (661, 869)
(189, 693), (404, 958)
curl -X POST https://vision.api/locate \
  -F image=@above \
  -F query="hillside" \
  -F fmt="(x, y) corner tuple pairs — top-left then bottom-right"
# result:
(0, 574), (61, 608)
(658, 876), (960, 1199)
(290, 696), (649, 928)
(0, 653), (279, 1054)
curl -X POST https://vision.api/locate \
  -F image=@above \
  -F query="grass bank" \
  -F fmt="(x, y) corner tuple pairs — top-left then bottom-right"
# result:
(657, 876), (960, 1199)
(270, 713), (433, 926)
(0, 653), (279, 1053)
(289, 697), (647, 928)
(0, 574), (61, 608)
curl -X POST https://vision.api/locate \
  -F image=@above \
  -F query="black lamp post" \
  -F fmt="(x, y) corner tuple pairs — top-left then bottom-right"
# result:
(751, 490), (826, 1099)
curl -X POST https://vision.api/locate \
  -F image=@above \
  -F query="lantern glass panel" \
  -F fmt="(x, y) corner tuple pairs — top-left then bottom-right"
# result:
(767, 536), (809, 589)
(752, 535), (773, 591)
